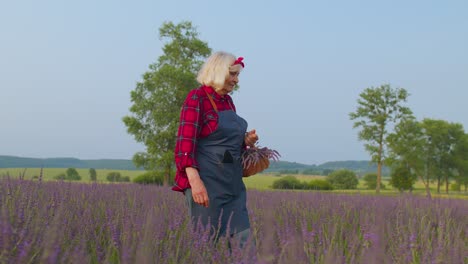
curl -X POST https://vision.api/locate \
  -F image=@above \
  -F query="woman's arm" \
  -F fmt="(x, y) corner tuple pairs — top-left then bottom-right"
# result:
(185, 167), (209, 207)
(174, 89), (209, 206)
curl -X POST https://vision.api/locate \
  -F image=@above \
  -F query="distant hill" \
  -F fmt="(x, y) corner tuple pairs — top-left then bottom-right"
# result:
(0, 155), (388, 175)
(0, 156), (142, 170)
(265, 159), (389, 176)
(318, 160), (389, 175)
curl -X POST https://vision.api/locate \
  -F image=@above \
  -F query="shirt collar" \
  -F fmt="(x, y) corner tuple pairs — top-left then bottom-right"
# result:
(202, 85), (225, 100)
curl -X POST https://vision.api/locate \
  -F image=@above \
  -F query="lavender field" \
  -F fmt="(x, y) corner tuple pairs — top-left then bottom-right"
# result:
(1, 177), (466, 263)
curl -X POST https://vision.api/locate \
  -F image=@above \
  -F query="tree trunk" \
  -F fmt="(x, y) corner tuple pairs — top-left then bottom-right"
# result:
(445, 174), (449, 194)
(437, 178), (440, 193)
(376, 139), (383, 194)
(376, 162), (381, 194)
(420, 163), (432, 199)
(419, 175), (432, 199)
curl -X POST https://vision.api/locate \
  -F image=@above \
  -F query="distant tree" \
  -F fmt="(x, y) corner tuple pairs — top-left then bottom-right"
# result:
(106, 172), (121, 182)
(272, 176), (304, 189)
(326, 169), (359, 189)
(322, 169), (334, 176)
(89, 168), (97, 181)
(302, 169), (321, 175)
(54, 173), (66, 180)
(349, 84), (412, 193)
(389, 163), (416, 192)
(279, 169), (299, 175)
(122, 21), (211, 186)
(306, 179), (334, 190)
(362, 173), (386, 190)
(421, 119), (465, 194)
(133, 171), (169, 185)
(453, 133), (468, 191)
(387, 117), (432, 197)
(121, 176), (131, 182)
(66, 168), (81, 181)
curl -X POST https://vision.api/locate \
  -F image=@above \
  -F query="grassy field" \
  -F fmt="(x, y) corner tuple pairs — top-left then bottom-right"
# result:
(243, 174), (324, 189)
(1, 168), (466, 199)
(244, 173), (468, 199)
(0, 168), (144, 182)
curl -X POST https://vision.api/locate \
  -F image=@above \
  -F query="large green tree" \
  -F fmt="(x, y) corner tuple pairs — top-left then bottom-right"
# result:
(387, 117), (432, 197)
(443, 122), (465, 193)
(421, 119), (465, 193)
(349, 84), (413, 193)
(387, 118), (466, 196)
(123, 21), (211, 185)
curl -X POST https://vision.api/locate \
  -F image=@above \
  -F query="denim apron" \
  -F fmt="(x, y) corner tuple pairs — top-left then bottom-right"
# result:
(186, 109), (250, 237)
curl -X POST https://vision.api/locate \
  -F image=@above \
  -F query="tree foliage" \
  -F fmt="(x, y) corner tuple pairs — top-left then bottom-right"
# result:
(54, 168), (81, 181)
(387, 117), (431, 196)
(387, 117), (466, 196)
(389, 163), (416, 192)
(363, 173), (385, 190)
(326, 169), (359, 189)
(65, 168), (81, 181)
(421, 119), (465, 193)
(89, 168), (97, 181)
(349, 84), (412, 193)
(54, 173), (66, 180)
(271, 176), (334, 190)
(453, 133), (468, 191)
(302, 169), (322, 175)
(133, 171), (173, 185)
(123, 21), (211, 185)
(106, 172), (130, 182)
(106, 172), (122, 182)
(272, 176), (303, 189)
(307, 179), (334, 190)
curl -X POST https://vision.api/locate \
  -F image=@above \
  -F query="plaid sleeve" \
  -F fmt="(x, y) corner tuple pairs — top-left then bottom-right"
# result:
(172, 86), (237, 192)
(174, 89), (202, 173)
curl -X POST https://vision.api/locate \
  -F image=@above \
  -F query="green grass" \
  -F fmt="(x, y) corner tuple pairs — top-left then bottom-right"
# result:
(243, 174), (338, 189)
(2, 168), (466, 199)
(243, 173), (468, 199)
(0, 168), (144, 182)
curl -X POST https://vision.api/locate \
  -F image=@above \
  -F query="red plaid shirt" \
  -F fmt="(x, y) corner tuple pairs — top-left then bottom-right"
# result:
(172, 85), (237, 192)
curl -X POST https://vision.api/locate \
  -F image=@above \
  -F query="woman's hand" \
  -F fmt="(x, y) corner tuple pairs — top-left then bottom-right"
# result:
(186, 167), (209, 208)
(244, 129), (259, 147)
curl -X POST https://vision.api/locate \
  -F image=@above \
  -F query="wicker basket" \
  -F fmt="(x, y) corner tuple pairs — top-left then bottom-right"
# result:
(241, 145), (279, 177)
(242, 156), (270, 177)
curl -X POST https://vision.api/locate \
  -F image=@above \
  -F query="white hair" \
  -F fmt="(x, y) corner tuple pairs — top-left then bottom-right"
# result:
(197, 51), (243, 91)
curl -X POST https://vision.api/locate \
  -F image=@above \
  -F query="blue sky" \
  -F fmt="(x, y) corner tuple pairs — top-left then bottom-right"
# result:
(1, 0), (467, 165)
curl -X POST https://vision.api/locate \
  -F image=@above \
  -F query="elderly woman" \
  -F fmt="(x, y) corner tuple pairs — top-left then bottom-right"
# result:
(172, 51), (258, 245)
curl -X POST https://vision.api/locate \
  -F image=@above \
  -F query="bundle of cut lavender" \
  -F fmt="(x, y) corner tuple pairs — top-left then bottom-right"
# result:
(241, 145), (280, 177)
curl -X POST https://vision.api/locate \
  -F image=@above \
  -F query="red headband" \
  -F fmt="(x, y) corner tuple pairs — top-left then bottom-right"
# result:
(233, 57), (245, 68)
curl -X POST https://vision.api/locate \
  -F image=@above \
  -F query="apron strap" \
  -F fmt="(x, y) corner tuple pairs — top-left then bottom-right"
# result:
(203, 88), (218, 113)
